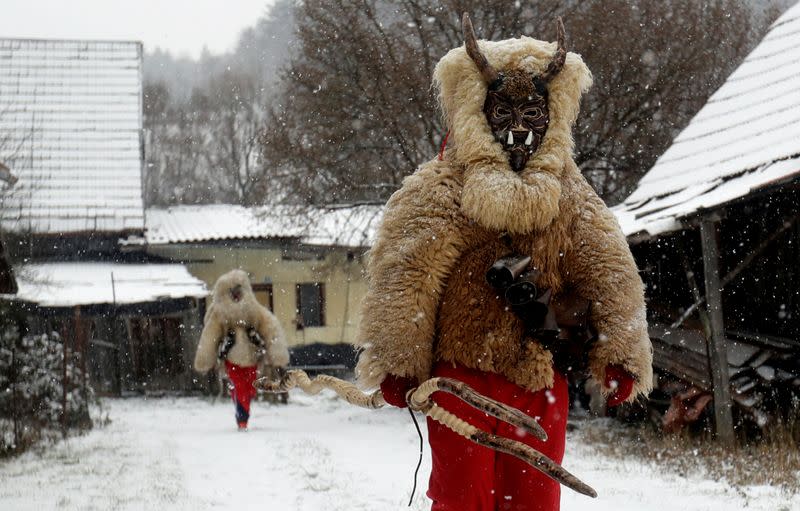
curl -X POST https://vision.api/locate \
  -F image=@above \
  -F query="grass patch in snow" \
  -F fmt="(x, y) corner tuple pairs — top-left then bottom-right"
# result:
(573, 417), (800, 495)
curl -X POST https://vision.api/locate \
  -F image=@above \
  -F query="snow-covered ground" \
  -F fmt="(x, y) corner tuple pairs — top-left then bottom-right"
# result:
(0, 392), (796, 511)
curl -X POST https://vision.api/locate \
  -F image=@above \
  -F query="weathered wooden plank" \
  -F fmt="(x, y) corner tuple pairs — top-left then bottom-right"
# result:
(725, 341), (761, 367)
(650, 323), (759, 367)
(700, 218), (735, 444)
(653, 339), (709, 367)
(650, 324), (707, 355)
(756, 365), (776, 382)
(652, 352), (712, 389)
(727, 329), (800, 352)
(748, 351), (773, 369)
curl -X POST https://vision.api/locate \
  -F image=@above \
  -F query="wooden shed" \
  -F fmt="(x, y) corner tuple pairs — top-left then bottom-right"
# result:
(613, 3), (800, 440)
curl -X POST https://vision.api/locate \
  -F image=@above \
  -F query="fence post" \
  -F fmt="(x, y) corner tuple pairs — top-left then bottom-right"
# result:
(11, 337), (19, 449)
(62, 318), (69, 438)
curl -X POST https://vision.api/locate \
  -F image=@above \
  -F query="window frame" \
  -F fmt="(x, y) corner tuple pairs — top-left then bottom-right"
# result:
(295, 282), (325, 329)
(251, 282), (274, 312)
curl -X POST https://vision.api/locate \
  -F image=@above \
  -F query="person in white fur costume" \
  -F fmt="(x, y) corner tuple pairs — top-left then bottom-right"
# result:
(194, 269), (290, 430)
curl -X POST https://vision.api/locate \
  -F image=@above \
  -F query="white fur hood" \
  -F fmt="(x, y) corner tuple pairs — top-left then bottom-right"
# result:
(433, 35), (593, 234)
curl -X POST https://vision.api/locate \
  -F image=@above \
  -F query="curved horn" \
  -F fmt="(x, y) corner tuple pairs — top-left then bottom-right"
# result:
(255, 369), (386, 409)
(462, 13), (500, 85)
(540, 17), (567, 82)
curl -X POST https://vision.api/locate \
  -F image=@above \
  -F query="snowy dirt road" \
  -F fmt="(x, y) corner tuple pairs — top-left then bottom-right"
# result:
(0, 392), (796, 511)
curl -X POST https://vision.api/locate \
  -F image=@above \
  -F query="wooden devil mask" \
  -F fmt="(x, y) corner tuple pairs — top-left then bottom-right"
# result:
(463, 14), (566, 173)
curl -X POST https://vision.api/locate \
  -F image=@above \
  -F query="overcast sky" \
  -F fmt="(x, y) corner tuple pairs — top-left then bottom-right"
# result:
(1, 0), (275, 58)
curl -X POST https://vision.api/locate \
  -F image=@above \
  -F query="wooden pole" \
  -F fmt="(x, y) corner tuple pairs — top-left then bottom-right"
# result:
(75, 307), (85, 389)
(699, 217), (735, 444)
(111, 272), (122, 395)
(62, 319), (68, 438)
(75, 306), (89, 424)
(11, 338), (19, 449)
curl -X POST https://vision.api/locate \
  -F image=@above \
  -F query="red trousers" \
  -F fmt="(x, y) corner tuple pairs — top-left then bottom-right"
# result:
(225, 361), (258, 426)
(427, 363), (568, 511)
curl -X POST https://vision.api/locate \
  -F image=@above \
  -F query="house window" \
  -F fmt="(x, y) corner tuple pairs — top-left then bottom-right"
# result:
(252, 282), (274, 311)
(296, 283), (325, 328)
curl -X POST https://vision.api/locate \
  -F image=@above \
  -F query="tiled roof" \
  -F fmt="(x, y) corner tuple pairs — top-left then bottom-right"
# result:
(145, 204), (383, 248)
(614, 3), (800, 239)
(0, 38), (145, 234)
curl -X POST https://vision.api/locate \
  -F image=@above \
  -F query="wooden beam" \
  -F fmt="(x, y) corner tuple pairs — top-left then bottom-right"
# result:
(700, 218), (735, 444)
(75, 306), (88, 400)
(62, 317), (68, 438)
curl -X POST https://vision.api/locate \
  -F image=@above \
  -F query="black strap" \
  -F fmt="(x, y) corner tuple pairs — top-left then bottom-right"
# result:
(218, 330), (236, 360)
(247, 327), (265, 348)
(218, 326), (266, 361)
(407, 407), (424, 507)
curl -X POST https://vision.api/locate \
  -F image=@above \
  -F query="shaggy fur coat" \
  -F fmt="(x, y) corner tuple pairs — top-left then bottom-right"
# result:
(355, 36), (653, 402)
(194, 270), (290, 372)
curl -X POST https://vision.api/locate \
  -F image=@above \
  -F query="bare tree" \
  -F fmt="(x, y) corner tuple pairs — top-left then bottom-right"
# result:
(142, 0), (298, 206)
(261, 0), (776, 205)
(194, 73), (270, 205)
(0, 79), (41, 260)
(143, 82), (215, 206)
(571, 0), (775, 201)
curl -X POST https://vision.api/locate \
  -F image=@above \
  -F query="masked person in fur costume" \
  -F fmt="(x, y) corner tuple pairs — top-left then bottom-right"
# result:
(195, 270), (290, 430)
(355, 15), (652, 511)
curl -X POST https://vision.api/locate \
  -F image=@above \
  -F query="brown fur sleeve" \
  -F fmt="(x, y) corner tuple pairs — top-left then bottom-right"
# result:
(563, 183), (653, 401)
(355, 163), (467, 388)
(194, 306), (223, 373)
(257, 308), (290, 368)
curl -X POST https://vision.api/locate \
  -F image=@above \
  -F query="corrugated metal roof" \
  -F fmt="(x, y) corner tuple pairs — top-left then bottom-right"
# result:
(145, 204), (383, 248)
(614, 3), (800, 239)
(0, 38), (145, 234)
(13, 262), (207, 307)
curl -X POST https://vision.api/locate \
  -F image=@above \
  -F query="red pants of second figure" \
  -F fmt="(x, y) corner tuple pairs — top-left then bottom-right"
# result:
(427, 362), (569, 511)
(224, 361), (257, 428)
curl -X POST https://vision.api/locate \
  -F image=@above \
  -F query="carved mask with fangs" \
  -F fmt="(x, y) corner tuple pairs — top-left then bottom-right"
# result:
(463, 13), (566, 173)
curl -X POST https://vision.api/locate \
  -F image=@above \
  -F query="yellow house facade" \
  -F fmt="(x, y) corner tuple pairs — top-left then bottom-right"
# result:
(145, 205), (382, 351)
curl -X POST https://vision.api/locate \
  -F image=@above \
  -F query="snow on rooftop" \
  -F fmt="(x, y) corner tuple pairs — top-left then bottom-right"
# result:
(145, 204), (383, 248)
(13, 262), (207, 307)
(615, 3), (800, 239)
(304, 205), (384, 248)
(0, 39), (145, 235)
(145, 205), (287, 244)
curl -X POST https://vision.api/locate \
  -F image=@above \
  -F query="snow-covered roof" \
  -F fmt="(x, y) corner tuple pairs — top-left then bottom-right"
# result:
(13, 262), (207, 307)
(0, 39), (145, 235)
(145, 204), (384, 248)
(145, 205), (290, 244)
(303, 205), (384, 247)
(614, 3), (800, 239)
